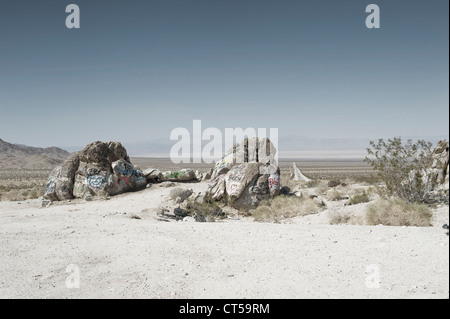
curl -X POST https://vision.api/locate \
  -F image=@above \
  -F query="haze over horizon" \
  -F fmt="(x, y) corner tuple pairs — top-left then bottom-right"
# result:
(1, 0), (448, 155)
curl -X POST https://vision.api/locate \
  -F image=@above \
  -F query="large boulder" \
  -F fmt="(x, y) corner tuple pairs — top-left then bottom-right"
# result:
(205, 162), (280, 210)
(206, 137), (281, 210)
(44, 141), (146, 201)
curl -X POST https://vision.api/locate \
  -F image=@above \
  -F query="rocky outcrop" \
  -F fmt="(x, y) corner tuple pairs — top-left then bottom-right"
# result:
(205, 137), (281, 210)
(44, 141), (147, 201)
(429, 139), (449, 203)
(432, 139), (449, 185)
(206, 162), (280, 211)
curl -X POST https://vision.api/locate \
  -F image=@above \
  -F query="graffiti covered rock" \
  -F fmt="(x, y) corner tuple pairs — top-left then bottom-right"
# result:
(44, 141), (147, 201)
(205, 162), (281, 211)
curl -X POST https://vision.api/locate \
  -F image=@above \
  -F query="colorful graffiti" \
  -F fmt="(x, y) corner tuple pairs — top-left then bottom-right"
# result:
(165, 171), (185, 179)
(45, 179), (56, 194)
(86, 175), (105, 189)
(114, 161), (133, 176)
(268, 174), (280, 190)
(132, 170), (144, 177)
(119, 177), (130, 188)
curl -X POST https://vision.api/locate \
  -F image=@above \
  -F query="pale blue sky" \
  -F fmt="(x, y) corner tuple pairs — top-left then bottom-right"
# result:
(0, 0), (448, 155)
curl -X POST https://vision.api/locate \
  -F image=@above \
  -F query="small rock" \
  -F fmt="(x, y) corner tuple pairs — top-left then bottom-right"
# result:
(41, 199), (52, 208)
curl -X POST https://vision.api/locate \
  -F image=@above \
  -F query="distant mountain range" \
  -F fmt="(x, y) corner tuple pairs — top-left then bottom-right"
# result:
(0, 138), (70, 170)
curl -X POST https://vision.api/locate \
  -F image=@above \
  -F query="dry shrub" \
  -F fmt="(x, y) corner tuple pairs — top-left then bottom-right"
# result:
(253, 195), (321, 222)
(305, 179), (320, 188)
(329, 211), (365, 225)
(315, 183), (329, 196)
(326, 189), (345, 201)
(365, 198), (432, 227)
(280, 171), (299, 190)
(329, 212), (352, 225)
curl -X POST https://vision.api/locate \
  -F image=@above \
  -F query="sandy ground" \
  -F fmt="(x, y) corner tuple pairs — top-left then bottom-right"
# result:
(0, 180), (448, 299)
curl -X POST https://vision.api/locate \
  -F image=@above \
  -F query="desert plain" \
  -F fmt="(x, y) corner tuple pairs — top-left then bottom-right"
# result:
(0, 158), (448, 299)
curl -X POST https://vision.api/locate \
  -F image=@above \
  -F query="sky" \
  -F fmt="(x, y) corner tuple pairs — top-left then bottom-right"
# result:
(0, 0), (448, 156)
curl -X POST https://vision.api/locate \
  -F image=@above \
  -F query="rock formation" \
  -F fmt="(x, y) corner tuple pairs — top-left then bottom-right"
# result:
(431, 139), (449, 185)
(44, 141), (147, 201)
(429, 139), (449, 203)
(205, 137), (281, 210)
(211, 137), (278, 179)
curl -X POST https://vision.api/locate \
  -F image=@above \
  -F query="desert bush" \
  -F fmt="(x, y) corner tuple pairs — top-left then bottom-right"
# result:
(365, 138), (440, 203)
(252, 195), (321, 222)
(305, 179), (320, 188)
(329, 211), (364, 225)
(347, 191), (370, 205)
(280, 171), (299, 190)
(183, 199), (226, 222)
(315, 182), (329, 195)
(365, 198), (432, 227)
(329, 212), (352, 225)
(326, 189), (345, 201)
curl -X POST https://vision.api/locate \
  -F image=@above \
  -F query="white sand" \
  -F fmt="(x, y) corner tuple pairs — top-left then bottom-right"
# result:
(0, 181), (448, 299)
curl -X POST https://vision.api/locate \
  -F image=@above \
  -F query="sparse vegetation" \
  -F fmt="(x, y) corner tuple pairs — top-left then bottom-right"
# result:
(365, 138), (441, 203)
(326, 188), (346, 201)
(365, 198), (432, 227)
(305, 179), (320, 188)
(252, 195), (322, 222)
(329, 211), (365, 225)
(183, 198), (226, 222)
(0, 184), (45, 201)
(329, 212), (352, 225)
(347, 190), (370, 205)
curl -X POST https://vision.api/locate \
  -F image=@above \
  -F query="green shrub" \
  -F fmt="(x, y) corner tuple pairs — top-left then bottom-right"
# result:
(365, 138), (441, 203)
(348, 191), (370, 205)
